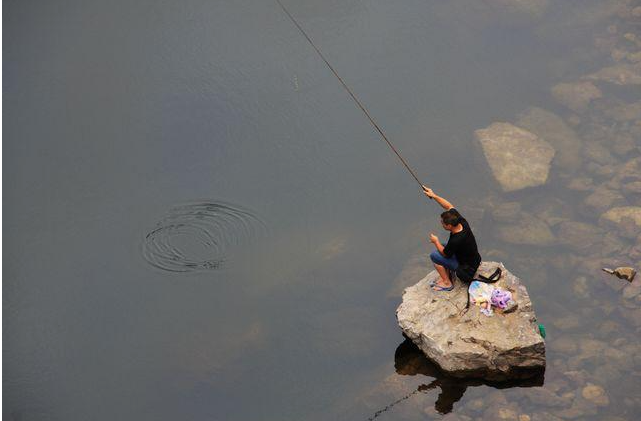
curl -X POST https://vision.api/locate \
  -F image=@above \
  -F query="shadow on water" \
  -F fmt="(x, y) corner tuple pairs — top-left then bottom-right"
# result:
(368, 339), (544, 419)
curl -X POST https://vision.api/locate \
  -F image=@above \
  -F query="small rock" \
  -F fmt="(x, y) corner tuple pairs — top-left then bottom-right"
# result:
(604, 100), (641, 122)
(558, 221), (604, 251)
(491, 202), (522, 222)
(552, 315), (581, 331)
(581, 383), (609, 407)
(601, 206), (641, 228)
(496, 213), (555, 246)
(583, 141), (616, 165)
(622, 181), (641, 195)
(602, 266), (637, 282)
(525, 387), (570, 407)
(584, 63), (641, 85)
(585, 187), (626, 214)
(566, 177), (594, 191)
(551, 81), (602, 113)
(572, 277), (590, 298)
(552, 336), (578, 354)
(531, 412), (564, 421)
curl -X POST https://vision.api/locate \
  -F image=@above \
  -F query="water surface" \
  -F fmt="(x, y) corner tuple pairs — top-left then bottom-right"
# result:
(4, 0), (641, 420)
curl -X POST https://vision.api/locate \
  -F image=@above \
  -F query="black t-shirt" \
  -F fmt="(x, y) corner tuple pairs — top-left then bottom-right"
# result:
(443, 209), (481, 270)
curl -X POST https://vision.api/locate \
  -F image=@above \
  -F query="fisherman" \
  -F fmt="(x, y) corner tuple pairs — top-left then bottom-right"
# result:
(422, 186), (482, 291)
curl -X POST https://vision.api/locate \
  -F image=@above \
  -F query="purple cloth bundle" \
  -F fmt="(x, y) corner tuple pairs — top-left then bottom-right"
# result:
(490, 289), (512, 309)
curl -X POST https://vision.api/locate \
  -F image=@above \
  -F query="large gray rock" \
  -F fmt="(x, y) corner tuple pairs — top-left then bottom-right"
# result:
(475, 122), (556, 192)
(396, 261), (545, 380)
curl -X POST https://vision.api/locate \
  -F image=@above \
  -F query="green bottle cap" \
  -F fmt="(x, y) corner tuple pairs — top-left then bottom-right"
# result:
(538, 323), (546, 339)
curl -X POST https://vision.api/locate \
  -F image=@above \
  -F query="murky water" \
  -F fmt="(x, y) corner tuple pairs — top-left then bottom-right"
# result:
(4, 0), (641, 420)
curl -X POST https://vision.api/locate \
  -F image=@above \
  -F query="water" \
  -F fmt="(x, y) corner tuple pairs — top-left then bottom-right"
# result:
(4, 0), (641, 419)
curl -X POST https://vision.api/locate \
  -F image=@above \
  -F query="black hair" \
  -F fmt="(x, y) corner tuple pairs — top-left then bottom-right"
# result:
(440, 210), (461, 227)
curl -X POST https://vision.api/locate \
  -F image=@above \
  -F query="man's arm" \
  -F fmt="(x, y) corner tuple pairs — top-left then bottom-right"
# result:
(422, 186), (454, 211)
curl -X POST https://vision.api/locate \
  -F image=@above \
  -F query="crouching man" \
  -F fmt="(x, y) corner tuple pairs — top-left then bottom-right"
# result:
(422, 186), (482, 291)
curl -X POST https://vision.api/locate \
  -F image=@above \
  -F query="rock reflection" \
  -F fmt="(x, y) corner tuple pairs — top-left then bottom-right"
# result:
(367, 339), (544, 417)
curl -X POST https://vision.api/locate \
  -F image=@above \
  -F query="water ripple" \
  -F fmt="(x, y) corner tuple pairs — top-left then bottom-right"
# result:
(142, 201), (266, 272)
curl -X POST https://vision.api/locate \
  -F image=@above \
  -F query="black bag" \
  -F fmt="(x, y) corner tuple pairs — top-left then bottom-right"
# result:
(455, 264), (477, 284)
(462, 266), (502, 310)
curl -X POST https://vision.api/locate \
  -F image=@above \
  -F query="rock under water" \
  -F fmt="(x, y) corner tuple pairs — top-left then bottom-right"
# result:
(396, 261), (546, 380)
(475, 122), (555, 192)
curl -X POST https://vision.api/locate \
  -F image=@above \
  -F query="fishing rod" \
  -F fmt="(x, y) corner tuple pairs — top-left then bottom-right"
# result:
(275, 0), (425, 189)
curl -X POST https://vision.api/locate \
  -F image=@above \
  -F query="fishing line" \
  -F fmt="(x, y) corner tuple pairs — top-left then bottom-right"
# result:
(276, 0), (424, 189)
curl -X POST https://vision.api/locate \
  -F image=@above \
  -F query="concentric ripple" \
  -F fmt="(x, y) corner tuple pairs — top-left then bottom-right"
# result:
(142, 201), (266, 272)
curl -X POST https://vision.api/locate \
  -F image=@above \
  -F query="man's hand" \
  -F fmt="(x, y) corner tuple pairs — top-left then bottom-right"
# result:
(429, 233), (439, 244)
(422, 185), (435, 199)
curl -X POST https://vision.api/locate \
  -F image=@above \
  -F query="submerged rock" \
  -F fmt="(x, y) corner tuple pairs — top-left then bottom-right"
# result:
(601, 206), (641, 227)
(581, 383), (610, 407)
(475, 122), (556, 192)
(551, 81), (602, 113)
(558, 221), (604, 251)
(585, 63), (641, 85)
(516, 107), (582, 172)
(396, 262), (545, 380)
(496, 213), (556, 246)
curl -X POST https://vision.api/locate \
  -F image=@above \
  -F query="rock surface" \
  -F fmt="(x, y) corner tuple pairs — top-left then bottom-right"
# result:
(396, 261), (545, 380)
(475, 122), (555, 192)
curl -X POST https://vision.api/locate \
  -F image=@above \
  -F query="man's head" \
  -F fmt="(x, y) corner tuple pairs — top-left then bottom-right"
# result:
(440, 210), (461, 231)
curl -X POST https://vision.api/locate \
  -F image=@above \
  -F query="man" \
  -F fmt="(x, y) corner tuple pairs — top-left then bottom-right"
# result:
(422, 186), (482, 291)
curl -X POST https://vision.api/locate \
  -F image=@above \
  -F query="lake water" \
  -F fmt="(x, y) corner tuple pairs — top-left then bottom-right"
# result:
(4, 0), (641, 420)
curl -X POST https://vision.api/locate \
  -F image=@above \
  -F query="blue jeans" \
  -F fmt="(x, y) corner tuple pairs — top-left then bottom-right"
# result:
(429, 250), (459, 271)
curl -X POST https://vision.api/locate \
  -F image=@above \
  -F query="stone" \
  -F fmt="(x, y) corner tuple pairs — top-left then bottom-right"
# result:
(525, 387), (570, 407)
(551, 336), (578, 354)
(566, 177), (594, 191)
(491, 202), (522, 222)
(496, 213), (556, 246)
(532, 197), (574, 227)
(483, 405), (521, 421)
(551, 81), (602, 113)
(581, 383), (610, 407)
(475, 122), (555, 192)
(558, 221), (604, 251)
(602, 266), (637, 282)
(585, 187), (626, 214)
(552, 315), (581, 331)
(532, 412), (564, 421)
(601, 206), (641, 228)
(586, 161), (617, 179)
(604, 100), (641, 122)
(572, 277), (590, 298)
(623, 181), (641, 195)
(396, 262), (545, 380)
(585, 63), (641, 85)
(583, 141), (616, 165)
(516, 107), (582, 172)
